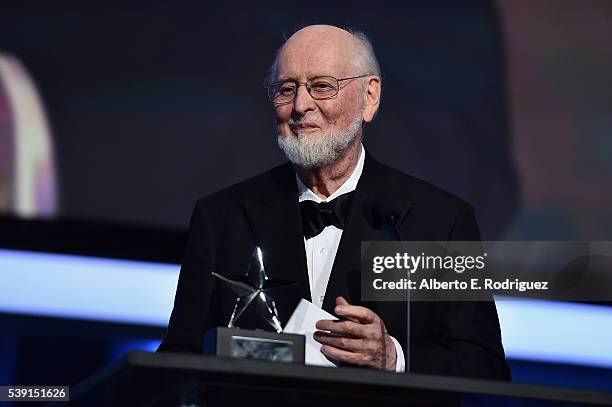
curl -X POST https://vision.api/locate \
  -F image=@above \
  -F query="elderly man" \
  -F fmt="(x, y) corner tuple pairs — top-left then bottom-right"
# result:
(159, 25), (509, 380)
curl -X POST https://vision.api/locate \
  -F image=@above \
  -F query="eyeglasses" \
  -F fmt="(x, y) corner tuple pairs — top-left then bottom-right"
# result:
(265, 74), (371, 105)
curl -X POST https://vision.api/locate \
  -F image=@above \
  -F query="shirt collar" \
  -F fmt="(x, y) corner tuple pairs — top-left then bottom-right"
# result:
(297, 144), (365, 203)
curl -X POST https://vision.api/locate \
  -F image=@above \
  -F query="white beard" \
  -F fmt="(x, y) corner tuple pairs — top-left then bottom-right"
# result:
(277, 114), (363, 169)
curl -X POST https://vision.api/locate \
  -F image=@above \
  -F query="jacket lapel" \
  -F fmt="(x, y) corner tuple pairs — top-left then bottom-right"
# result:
(241, 164), (311, 325)
(322, 153), (413, 314)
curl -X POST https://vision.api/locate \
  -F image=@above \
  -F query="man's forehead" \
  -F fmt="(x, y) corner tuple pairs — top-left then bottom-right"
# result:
(276, 26), (356, 79)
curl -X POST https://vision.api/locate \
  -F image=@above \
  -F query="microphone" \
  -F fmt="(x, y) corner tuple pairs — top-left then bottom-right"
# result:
(362, 194), (404, 240)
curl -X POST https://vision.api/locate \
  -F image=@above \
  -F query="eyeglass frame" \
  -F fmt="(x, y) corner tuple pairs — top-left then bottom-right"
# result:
(264, 74), (373, 105)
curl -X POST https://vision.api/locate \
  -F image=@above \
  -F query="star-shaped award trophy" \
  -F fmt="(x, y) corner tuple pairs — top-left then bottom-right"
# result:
(205, 246), (305, 363)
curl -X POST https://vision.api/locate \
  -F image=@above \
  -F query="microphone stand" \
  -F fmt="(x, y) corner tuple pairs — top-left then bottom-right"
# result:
(386, 215), (410, 373)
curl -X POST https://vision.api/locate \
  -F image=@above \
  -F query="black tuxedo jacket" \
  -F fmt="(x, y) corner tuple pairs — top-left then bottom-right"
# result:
(158, 153), (510, 380)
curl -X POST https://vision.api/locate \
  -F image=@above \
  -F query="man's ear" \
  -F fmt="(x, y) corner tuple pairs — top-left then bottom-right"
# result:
(362, 76), (381, 123)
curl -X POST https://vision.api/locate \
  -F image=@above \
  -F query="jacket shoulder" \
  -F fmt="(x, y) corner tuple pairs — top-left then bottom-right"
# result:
(366, 158), (480, 240)
(372, 160), (471, 212)
(194, 162), (292, 211)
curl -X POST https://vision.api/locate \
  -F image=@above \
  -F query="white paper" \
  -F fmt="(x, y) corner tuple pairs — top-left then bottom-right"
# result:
(283, 298), (339, 367)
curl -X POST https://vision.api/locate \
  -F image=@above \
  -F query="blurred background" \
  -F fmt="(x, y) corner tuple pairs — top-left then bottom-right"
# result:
(1, 0), (611, 395)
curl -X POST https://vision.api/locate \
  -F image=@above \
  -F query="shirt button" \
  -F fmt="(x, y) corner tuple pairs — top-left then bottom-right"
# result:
(319, 248), (327, 255)
(320, 295), (325, 303)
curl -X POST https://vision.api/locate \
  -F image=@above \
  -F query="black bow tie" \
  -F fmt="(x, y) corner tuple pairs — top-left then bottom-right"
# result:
(299, 192), (354, 239)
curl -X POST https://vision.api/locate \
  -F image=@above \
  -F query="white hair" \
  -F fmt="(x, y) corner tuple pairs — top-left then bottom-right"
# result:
(347, 29), (381, 79)
(266, 26), (382, 85)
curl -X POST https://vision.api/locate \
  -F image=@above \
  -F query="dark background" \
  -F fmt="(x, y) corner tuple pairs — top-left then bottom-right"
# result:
(0, 0), (516, 239)
(1, 0), (612, 398)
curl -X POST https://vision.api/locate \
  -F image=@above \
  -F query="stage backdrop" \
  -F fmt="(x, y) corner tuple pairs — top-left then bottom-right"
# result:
(0, 0), (519, 239)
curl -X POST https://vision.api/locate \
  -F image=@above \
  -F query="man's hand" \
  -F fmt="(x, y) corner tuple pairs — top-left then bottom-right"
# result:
(314, 296), (397, 371)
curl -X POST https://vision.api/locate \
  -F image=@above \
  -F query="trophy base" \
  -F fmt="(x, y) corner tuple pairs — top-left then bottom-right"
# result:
(204, 327), (305, 364)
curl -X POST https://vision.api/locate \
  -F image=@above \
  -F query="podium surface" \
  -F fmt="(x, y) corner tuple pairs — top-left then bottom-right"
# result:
(71, 351), (612, 406)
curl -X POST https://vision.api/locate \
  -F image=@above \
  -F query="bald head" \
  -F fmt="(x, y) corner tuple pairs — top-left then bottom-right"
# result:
(285, 24), (356, 49)
(267, 25), (381, 84)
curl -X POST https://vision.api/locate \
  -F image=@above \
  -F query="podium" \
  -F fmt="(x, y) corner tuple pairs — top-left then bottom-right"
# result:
(70, 351), (612, 406)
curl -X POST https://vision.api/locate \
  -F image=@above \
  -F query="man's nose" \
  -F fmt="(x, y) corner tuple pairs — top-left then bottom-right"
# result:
(292, 84), (316, 115)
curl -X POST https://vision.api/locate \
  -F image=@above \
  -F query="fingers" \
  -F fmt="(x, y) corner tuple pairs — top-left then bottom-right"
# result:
(336, 296), (350, 306)
(315, 319), (367, 338)
(319, 343), (382, 368)
(313, 331), (361, 352)
(335, 297), (361, 323)
(315, 300), (393, 370)
(334, 304), (377, 324)
(320, 344), (360, 365)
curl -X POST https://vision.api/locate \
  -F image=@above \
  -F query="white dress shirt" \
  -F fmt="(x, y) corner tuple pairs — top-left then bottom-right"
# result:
(296, 145), (406, 372)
